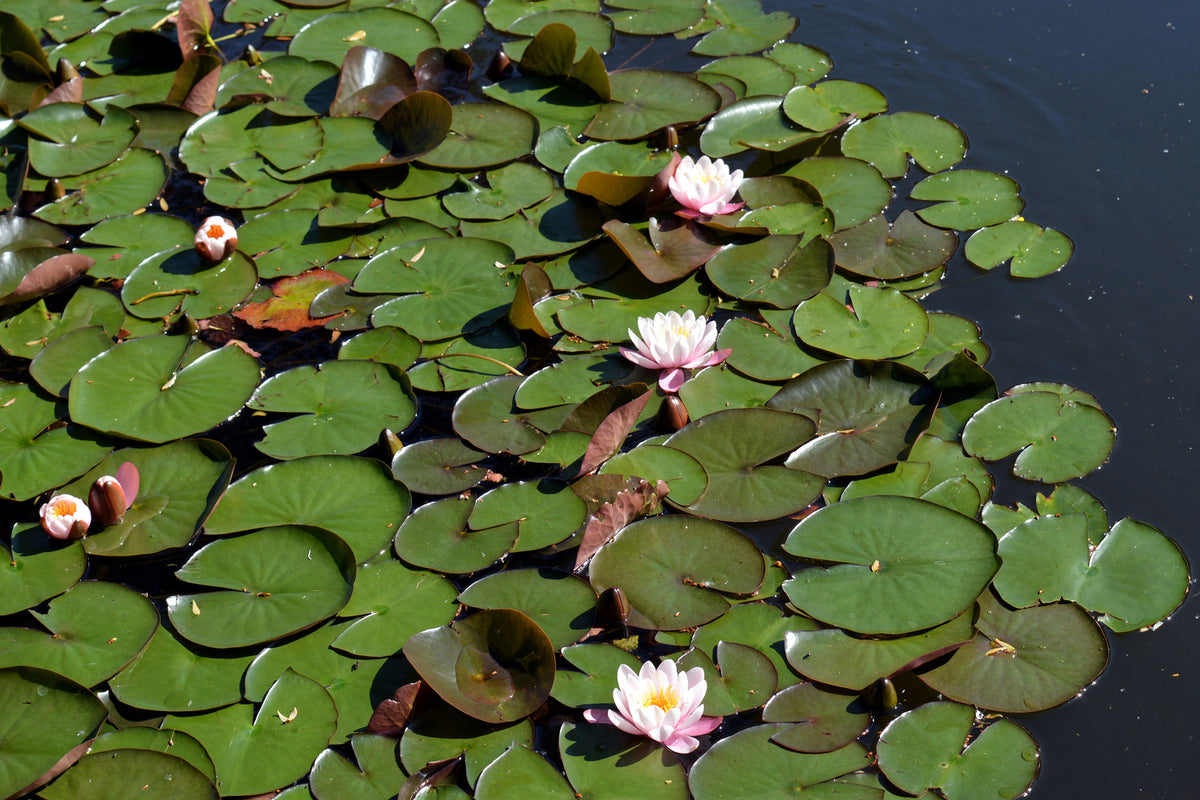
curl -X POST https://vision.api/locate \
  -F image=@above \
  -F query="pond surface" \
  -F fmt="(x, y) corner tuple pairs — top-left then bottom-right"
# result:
(781, 2), (1198, 797)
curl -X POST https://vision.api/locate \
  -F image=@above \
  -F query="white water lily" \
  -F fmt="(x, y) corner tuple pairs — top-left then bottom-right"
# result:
(583, 660), (722, 754)
(620, 310), (731, 393)
(668, 155), (744, 217)
(39, 494), (91, 540)
(194, 216), (238, 261)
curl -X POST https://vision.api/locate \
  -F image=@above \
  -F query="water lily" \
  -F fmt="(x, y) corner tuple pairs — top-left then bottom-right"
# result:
(88, 462), (140, 526)
(620, 310), (731, 393)
(194, 216), (238, 261)
(583, 660), (721, 754)
(39, 494), (91, 540)
(668, 155), (744, 218)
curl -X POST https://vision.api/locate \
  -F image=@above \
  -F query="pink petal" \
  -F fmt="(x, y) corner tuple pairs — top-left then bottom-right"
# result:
(661, 732), (700, 754)
(658, 368), (686, 393)
(696, 348), (732, 368)
(620, 347), (662, 370)
(678, 715), (723, 738)
(116, 462), (139, 508)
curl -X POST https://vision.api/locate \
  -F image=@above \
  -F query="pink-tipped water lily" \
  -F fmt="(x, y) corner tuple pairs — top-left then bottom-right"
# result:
(668, 155), (744, 218)
(39, 494), (91, 540)
(620, 310), (731, 393)
(583, 660), (722, 754)
(194, 216), (238, 261)
(88, 462), (139, 526)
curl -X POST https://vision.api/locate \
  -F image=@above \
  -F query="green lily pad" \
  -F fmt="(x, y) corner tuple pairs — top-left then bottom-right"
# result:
(783, 496), (998, 634)
(452, 375), (560, 455)
(180, 104), (325, 179)
(461, 189), (602, 259)
(716, 313), (827, 382)
(910, 169), (1024, 230)
(121, 247), (258, 320)
(589, 516), (765, 630)
(761, 682), (871, 753)
(877, 701), (1038, 800)
(459, 568), (596, 649)
(827, 211), (958, 280)
(598, 444), (708, 507)
(505, 12), (613, 63)
(964, 219), (1074, 278)
(607, 0), (704, 35)
(783, 157), (891, 231)
(33, 147), (167, 226)
(39, 749), (218, 800)
(485, 75), (602, 136)
(330, 557), (458, 657)
(237, 210), (352, 279)
(691, 0), (798, 57)
(30, 326), (116, 398)
(248, 360), (416, 460)
(0, 580), (158, 687)
(840, 111), (967, 178)
(0, 381), (112, 501)
(793, 282), (928, 360)
(551, 643), (643, 708)
(784, 613), (974, 691)
(420, 102), (536, 169)
(689, 726), (874, 800)
(768, 359), (936, 478)
(782, 80), (887, 131)
(289, 7), (440, 65)
(310, 734), (405, 800)
(706, 235), (832, 308)
(394, 496), (517, 574)
(676, 641), (777, 717)
(442, 162), (555, 220)
(565, 140), (672, 206)
(60, 440), (233, 557)
(0, 667), (107, 800)
(918, 591), (1109, 713)
(165, 669), (339, 797)
(405, 609), (556, 723)
(585, 70), (720, 141)
(69, 334), (261, 443)
(665, 407), (824, 522)
(962, 390), (1116, 483)
(76, 213), (197, 280)
(1, 285), (122, 362)
(196, 455), (408, 563)
(168, 526), (355, 649)
(515, 352), (630, 408)
(995, 515), (1188, 631)
(0, 524), (85, 616)
(559, 721), (688, 800)
(401, 704), (533, 787)
(22, 103), (138, 177)
(469, 478), (587, 551)
(107, 621), (256, 712)
(86, 728), (215, 781)
(216, 55), (338, 116)
(390, 436), (489, 494)
(675, 364), (781, 418)
(359, 237), (518, 340)
(697, 55), (796, 98)
(485, 0), (599, 31)
(476, 744), (575, 800)
(699, 95), (820, 158)
(338, 326), (421, 371)
(690, 602), (817, 692)
(409, 327), (527, 393)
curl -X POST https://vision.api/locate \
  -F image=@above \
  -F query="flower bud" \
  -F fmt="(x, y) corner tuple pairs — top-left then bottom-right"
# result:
(40, 494), (91, 540)
(194, 216), (238, 262)
(659, 395), (689, 431)
(89, 475), (128, 525)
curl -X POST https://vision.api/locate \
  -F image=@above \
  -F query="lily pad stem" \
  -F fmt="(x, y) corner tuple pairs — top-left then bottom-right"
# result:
(424, 353), (525, 377)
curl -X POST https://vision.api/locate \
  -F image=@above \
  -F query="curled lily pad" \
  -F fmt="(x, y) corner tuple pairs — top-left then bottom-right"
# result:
(589, 515), (765, 630)
(783, 496), (998, 635)
(404, 609), (556, 723)
(168, 525), (355, 649)
(68, 334), (261, 443)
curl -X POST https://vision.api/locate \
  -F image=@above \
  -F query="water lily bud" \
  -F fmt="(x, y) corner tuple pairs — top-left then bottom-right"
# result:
(89, 475), (128, 525)
(194, 216), (238, 262)
(659, 395), (689, 431)
(39, 494), (91, 540)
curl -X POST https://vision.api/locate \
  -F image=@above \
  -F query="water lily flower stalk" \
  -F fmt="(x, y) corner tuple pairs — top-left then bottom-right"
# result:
(668, 155), (744, 218)
(194, 216), (238, 261)
(88, 462), (140, 526)
(39, 494), (91, 540)
(620, 310), (731, 393)
(583, 660), (721, 754)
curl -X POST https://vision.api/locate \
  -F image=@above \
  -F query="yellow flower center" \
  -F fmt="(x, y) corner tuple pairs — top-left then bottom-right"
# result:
(675, 325), (689, 336)
(206, 223), (226, 238)
(50, 498), (77, 517)
(643, 685), (680, 711)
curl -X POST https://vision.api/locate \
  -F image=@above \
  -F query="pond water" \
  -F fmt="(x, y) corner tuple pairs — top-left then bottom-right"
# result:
(775, 2), (1199, 797)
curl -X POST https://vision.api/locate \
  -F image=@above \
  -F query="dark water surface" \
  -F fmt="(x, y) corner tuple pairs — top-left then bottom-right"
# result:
(614, 2), (1198, 797)
(791, 3), (1199, 798)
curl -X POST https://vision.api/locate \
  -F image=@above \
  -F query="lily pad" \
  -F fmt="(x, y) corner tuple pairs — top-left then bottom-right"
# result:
(331, 557), (459, 657)
(459, 568), (596, 649)
(559, 722), (688, 800)
(33, 147), (167, 226)
(783, 157), (891, 231)
(204, 455), (409, 564)
(691, 0), (798, 57)
(964, 220), (1073, 278)
(911, 170), (1024, 230)
(962, 390), (1116, 483)
(585, 70), (720, 141)
(442, 162), (555, 220)
(390, 436), (490, 494)
(68, 334), (261, 443)
(782, 496), (998, 634)
(289, 8), (440, 65)
(22, 102), (138, 177)
(168, 526), (355, 649)
(0, 524), (85, 616)
(121, 247), (258, 320)
(793, 283), (929, 360)
(309, 734), (405, 800)
(781, 80), (887, 131)
(827, 211), (957, 280)
(761, 682), (871, 753)
(401, 704), (533, 787)
(394, 496), (517, 574)
(706, 235), (832, 308)
(840, 112), (967, 178)
(476, 744), (575, 800)
(39, 749), (218, 800)
(420, 102), (537, 169)
(469, 478), (587, 551)
(589, 515), (765, 630)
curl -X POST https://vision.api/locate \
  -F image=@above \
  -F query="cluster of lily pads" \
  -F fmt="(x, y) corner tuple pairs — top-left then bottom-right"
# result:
(0, 0), (1190, 798)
